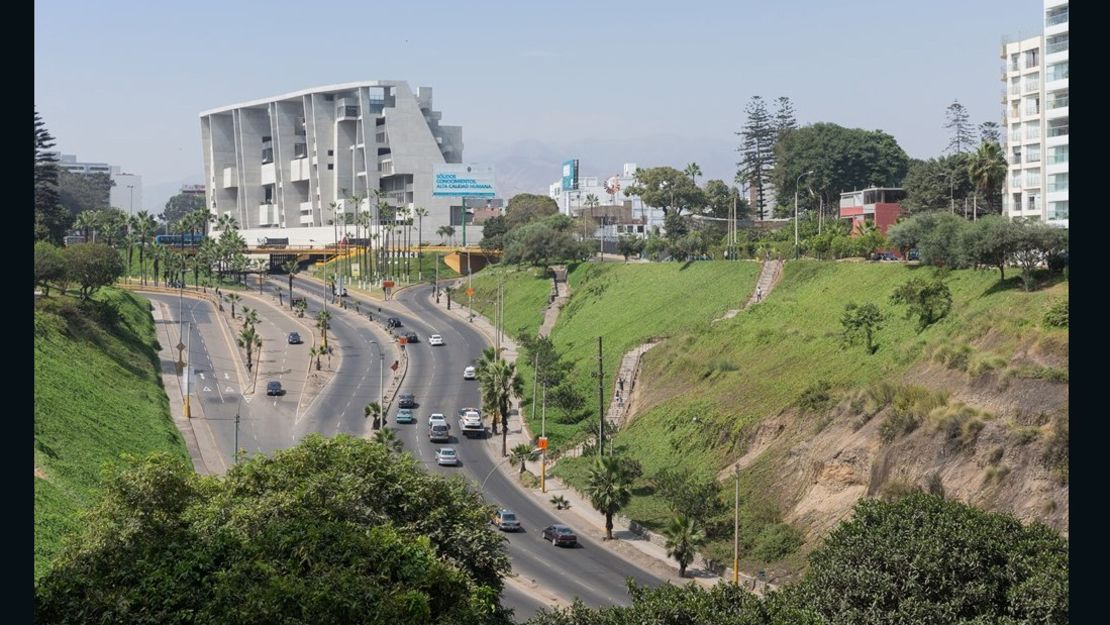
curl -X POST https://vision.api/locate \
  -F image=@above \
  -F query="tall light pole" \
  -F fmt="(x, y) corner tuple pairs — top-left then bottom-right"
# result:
(370, 340), (384, 419)
(794, 170), (814, 260)
(540, 382), (547, 493)
(732, 465), (740, 584)
(127, 185), (135, 219)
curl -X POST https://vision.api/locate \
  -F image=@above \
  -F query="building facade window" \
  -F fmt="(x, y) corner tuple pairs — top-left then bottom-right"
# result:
(1049, 201), (1069, 220)
(1026, 144), (1041, 163)
(1024, 96), (1040, 115)
(1024, 48), (1039, 69)
(1023, 73), (1040, 92)
(1049, 145), (1068, 164)
(1024, 121), (1040, 141)
(1025, 169), (1041, 188)
(1047, 61), (1068, 82)
(1046, 5), (1069, 26)
(1047, 117), (1069, 137)
(1026, 194), (1040, 212)
(1048, 89), (1068, 109)
(1046, 34), (1068, 54)
(1048, 173), (1068, 192)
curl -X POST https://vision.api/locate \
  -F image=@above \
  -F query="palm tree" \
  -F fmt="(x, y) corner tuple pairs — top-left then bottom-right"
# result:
(509, 443), (539, 476)
(316, 310), (331, 350)
(413, 206), (428, 280)
(437, 225), (455, 246)
(122, 229), (137, 282)
(475, 346), (516, 439)
(252, 257), (268, 293)
(585, 455), (633, 540)
(364, 401), (382, 430)
(135, 210), (156, 285)
(281, 259), (299, 308)
(684, 162), (702, 187)
(294, 298), (307, 318)
(214, 213), (238, 232)
(240, 306), (259, 329)
(309, 344), (324, 370)
(662, 514), (706, 578)
(373, 427), (403, 453)
(237, 324), (262, 372)
(968, 141), (1007, 220)
(75, 210), (98, 243)
(225, 293), (241, 319)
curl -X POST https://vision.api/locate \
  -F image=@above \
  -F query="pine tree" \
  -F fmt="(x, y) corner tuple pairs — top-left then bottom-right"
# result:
(35, 107), (68, 244)
(737, 96), (775, 219)
(773, 96), (798, 139)
(978, 121), (1001, 145)
(944, 99), (975, 155)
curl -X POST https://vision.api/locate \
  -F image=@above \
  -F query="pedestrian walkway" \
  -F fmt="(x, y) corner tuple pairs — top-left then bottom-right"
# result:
(714, 259), (784, 322)
(606, 340), (661, 429)
(538, 266), (569, 338)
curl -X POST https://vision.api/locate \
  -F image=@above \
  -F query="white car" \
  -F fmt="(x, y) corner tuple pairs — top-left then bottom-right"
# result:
(429, 413), (448, 429)
(463, 366), (477, 380)
(429, 334), (444, 346)
(435, 447), (459, 466)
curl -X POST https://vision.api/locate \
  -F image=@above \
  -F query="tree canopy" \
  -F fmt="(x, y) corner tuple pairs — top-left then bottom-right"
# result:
(771, 123), (909, 216)
(623, 166), (706, 216)
(34, 435), (514, 625)
(162, 191), (206, 227)
(504, 193), (559, 230)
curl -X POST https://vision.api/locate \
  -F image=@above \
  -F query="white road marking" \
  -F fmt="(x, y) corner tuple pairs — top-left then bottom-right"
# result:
(203, 386), (212, 392)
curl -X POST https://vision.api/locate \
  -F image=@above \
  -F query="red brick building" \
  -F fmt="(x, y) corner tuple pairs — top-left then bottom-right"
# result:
(839, 187), (905, 235)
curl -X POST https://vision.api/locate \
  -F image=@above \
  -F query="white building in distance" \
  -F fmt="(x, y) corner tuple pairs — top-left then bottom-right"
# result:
(1001, 0), (1068, 227)
(199, 81), (468, 246)
(51, 152), (143, 217)
(548, 163), (665, 237)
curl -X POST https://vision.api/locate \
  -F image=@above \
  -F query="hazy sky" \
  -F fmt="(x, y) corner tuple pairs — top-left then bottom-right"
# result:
(35, 0), (1044, 211)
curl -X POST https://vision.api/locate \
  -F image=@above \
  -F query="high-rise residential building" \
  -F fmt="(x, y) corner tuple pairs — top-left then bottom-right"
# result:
(1001, 0), (1068, 227)
(199, 81), (466, 246)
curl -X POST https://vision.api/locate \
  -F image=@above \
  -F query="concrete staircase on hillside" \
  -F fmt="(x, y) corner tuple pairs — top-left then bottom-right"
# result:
(606, 340), (661, 429)
(714, 259), (784, 322)
(538, 266), (569, 338)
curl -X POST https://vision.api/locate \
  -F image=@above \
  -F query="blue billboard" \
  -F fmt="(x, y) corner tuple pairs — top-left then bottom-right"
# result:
(561, 159), (579, 191)
(432, 164), (496, 198)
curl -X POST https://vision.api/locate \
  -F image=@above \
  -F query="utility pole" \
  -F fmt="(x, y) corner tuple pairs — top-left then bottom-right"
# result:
(183, 322), (192, 418)
(541, 382), (547, 493)
(733, 464), (740, 585)
(597, 336), (604, 458)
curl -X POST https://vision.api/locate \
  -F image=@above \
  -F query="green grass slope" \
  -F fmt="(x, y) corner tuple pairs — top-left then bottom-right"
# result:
(471, 261), (761, 448)
(34, 288), (189, 580)
(553, 261), (1067, 573)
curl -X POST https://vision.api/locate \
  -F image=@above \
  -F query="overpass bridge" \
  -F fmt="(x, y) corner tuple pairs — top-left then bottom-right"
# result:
(245, 244), (500, 275)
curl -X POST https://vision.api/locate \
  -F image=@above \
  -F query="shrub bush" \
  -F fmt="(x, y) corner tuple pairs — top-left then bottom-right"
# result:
(751, 522), (803, 562)
(797, 380), (834, 414)
(1042, 298), (1068, 328)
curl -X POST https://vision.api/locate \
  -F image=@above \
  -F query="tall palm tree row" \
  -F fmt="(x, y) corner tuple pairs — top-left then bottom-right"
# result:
(236, 324), (262, 373)
(413, 206), (428, 280)
(281, 259), (299, 308)
(476, 355), (523, 456)
(585, 455), (633, 540)
(316, 310), (331, 350)
(135, 210), (156, 285)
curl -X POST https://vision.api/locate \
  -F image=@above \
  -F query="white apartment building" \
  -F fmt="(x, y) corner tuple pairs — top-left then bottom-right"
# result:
(199, 81), (466, 246)
(1001, 0), (1068, 227)
(548, 163), (665, 237)
(50, 152), (144, 216)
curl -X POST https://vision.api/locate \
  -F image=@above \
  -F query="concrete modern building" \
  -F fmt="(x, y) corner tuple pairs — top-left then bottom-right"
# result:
(838, 188), (905, 235)
(199, 81), (466, 246)
(50, 152), (143, 217)
(1001, 0), (1068, 227)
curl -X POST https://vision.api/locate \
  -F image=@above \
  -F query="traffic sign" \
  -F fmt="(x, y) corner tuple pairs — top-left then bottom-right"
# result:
(537, 436), (548, 450)
(382, 280), (395, 289)
(466, 287), (475, 297)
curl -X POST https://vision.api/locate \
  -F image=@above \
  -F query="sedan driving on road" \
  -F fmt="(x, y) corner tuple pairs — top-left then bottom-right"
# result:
(403, 331), (419, 343)
(395, 408), (414, 424)
(429, 413), (448, 429)
(387, 317), (402, 328)
(542, 524), (577, 547)
(463, 366), (476, 380)
(429, 334), (444, 346)
(435, 447), (459, 466)
(492, 509), (521, 532)
(266, 380), (285, 396)
(287, 332), (302, 344)
(398, 393), (416, 408)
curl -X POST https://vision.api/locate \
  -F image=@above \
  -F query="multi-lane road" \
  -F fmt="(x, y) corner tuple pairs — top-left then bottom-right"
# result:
(151, 277), (663, 621)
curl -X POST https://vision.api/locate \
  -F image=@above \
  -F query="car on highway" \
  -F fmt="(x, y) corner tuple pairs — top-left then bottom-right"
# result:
(463, 366), (476, 380)
(398, 393), (416, 408)
(429, 334), (444, 346)
(491, 509), (521, 532)
(403, 331), (419, 343)
(395, 408), (414, 424)
(387, 317), (403, 328)
(435, 447), (459, 466)
(429, 413), (449, 429)
(542, 524), (578, 547)
(287, 332), (302, 345)
(266, 380), (285, 396)
(460, 410), (484, 438)
(429, 423), (450, 443)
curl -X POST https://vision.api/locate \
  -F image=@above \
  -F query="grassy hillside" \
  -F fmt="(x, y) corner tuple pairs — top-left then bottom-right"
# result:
(471, 261), (762, 447)
(34, 288), (189, 580)
(549, 261), (1067, 576)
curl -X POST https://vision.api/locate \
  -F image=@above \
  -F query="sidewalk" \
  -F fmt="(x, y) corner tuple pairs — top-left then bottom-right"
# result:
(424, 282), (772, 591)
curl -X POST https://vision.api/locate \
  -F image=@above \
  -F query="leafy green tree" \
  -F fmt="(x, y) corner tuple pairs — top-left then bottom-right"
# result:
(652, 468), (727, 524)
(517, 334), (572, 389)
(702, 179), (747, 220)
(623, 166), (707, 216)
(771, 123), (909, 217)
(643, 231), (669, 261)
(840, 302), (884, 354)
(962, 216), (1018, 281)
(162, 192), (206, 229)
(585, 455), (633, 540)
(504, 193), (559, 230)
(978, 120), (1001, 144)
(889, 277), (952, 331)
(479, 214), (508, 252)
(1012, 223), (1068, 292)
(663, 514), (707, 578)
(616, 234), (644, 261)
(57, 170), (113, 217)
(224, 292), (240, 319)
(800, 493), (1068, 625)
(887, 211), (970, 267)
(316, 310), (331, 349)
(548, 382), (586, 422)
(509, 443), (539, 476)
(503, 215), (591, 266)
(34, 241), (67, 296)
(35, 108), (70, 244)
(34, 439), (514, 625)
(773, 96), (798, 139)
(63, 243), (124, 300)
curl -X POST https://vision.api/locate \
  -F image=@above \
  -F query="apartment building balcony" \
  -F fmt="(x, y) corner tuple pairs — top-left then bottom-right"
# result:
(222, 166), (237, 189)
(261, 162), (276, 185)
(299, 201), (314, 225)
(258, 203), (277, 227)
(289, 158), (311, 182)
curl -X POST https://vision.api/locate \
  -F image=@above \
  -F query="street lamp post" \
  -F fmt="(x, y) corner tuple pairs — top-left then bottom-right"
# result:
(794, 170), (814, 260)
(732, 464), (740, 584)
(370, 340), (384, 421)
(127, 185), (135, 219)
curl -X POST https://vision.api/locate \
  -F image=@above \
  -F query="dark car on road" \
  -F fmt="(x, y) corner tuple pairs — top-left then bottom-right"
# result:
(266, 380), (285, 396)
(542, 524), (577, 547)
(387, 317), (403, 328)
(287, 332), (302, 344)
(403, 331), (419, 343)
(398, 393), (416, 409)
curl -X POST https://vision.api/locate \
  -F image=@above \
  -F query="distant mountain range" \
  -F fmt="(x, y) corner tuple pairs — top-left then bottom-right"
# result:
(468, 134), (741, 199)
